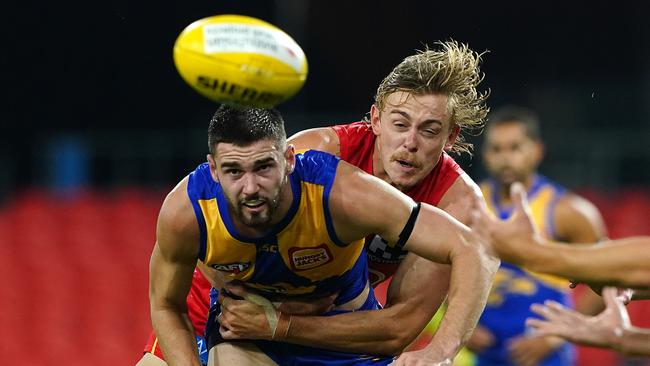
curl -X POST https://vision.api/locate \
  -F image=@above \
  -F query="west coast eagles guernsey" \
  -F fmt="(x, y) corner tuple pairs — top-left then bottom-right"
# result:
(332, 121), (465, 285)
(187, 149), (374, 304)
(477, 175), (574, 366)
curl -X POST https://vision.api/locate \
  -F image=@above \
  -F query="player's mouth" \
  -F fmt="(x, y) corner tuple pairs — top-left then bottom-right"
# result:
(241, 199), (266, 212)
(395, 159), (419, 174)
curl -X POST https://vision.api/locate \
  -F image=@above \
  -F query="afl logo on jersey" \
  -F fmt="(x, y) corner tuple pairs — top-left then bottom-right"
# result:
(212, 262), (250, 274)
(289, 244), (333, 271)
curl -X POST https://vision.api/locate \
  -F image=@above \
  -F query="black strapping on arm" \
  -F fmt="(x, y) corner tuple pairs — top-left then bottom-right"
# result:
(395, 202), (421, 249)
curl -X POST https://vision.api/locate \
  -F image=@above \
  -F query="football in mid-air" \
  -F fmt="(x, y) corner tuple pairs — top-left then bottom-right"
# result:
(173, 14), (308, 108)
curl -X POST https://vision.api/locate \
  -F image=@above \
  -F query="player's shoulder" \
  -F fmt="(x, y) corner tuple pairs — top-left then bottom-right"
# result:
(292, 149), (342, 185)
(289, 127), (341, 156)
(555, 191), (602, 222)
(553, 189), (606, 242)
(158, 176), (199, 237)
(438, 152), (465, 175)
(437, 172), (482, 224)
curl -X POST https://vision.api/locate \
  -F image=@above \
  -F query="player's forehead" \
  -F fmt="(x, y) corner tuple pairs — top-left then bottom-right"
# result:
(486, 121), (530, 143)
(382, 91), (451, 126)
(215, 139), (282, 166)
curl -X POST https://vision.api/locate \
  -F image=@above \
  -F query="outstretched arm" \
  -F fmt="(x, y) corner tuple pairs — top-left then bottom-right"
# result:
(483, 183), (650, 289)
(149, 178), (202, 366)
(396, 174), (499, 364)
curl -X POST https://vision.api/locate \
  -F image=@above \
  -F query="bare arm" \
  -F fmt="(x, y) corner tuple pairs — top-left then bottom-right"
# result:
(399, 174), (499, 361)
(278, 253), (451, 355)
(149, 178), (202, 366)
(530, 238), (650, 289)
(331, 162), (499, 357)
(554, 194), (607, 315)
(288, 127), (341, 156)
(485, 183), (650, 289)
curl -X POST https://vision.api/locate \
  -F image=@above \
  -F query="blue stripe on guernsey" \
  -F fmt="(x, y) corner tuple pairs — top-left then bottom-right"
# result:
(186, 164), (216, 261)
(295, 150), (348, 247)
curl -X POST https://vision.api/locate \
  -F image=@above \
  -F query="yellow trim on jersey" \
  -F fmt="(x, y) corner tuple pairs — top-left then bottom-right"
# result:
(481, 182), (570, 291)
(198, 198), (257, 282)
(150, 337), (158, 354)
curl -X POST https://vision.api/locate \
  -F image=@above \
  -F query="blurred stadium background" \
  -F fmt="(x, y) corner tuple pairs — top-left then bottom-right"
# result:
(3, 1), (649, 365)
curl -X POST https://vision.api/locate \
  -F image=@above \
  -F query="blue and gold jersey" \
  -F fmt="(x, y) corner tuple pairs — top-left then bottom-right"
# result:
(477, 175), (574, 366)
(186, 150), (368, 305)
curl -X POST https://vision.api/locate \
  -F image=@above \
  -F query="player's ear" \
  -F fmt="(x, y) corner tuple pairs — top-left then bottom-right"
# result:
(285, 144), (296, 174)
(444, 124), (461, 152)
(206, 154), (219, 182)
(369, 104), (382, 136)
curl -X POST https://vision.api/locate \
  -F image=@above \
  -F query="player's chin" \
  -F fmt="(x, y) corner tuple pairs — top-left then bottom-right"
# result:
(242, 211), (271, 227)
(392, 176), (421, 192)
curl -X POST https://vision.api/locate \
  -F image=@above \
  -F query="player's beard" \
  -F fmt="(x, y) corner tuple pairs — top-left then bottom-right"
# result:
(230, 176), (286, 229)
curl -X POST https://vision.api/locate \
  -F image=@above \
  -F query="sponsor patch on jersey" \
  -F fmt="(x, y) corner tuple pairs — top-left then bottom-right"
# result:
(289, 244), (333, 271)
(212, 262), (250, 274)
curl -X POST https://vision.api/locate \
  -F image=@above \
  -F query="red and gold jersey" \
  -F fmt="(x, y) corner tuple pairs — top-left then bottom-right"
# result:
(332, 121), (466, 285)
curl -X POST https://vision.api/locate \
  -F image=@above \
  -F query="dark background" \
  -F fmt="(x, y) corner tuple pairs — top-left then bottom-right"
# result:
(3, 0), (650, 198)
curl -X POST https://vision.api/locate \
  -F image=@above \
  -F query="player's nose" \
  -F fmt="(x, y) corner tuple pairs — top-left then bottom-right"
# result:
(403, 130), (418, 152)
(241, 173), (260, 195)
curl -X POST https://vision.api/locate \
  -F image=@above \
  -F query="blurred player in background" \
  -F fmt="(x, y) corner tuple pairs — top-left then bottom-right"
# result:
(139, 40), (497, 365)
(466, 106), (607, 366)
(477, 183), (650, 357)
(216, 40), (498, 365)
(148, 105), (495, 366)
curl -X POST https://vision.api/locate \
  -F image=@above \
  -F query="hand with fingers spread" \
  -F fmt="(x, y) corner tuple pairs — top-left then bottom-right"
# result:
(526, 287), (629, 349)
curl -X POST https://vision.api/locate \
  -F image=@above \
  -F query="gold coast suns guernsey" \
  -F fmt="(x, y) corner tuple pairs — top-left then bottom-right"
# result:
(332, 121), (465, 285)
(477, 175), (574, 366)
(186, 150), (370, 304)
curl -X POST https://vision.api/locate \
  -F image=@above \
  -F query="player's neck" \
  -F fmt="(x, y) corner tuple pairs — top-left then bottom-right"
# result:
(497, 175), (535, 205)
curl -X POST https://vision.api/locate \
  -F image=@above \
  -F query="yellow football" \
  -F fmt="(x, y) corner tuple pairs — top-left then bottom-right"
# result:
(173, 14), (308, 108)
